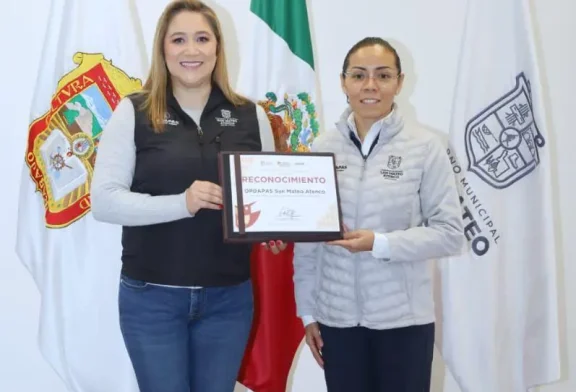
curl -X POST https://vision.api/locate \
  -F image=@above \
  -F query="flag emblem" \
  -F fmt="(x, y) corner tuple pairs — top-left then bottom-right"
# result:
(25, 52), (142, 228)
(259, 92), (319, 152)
(464, 72), (545, 189)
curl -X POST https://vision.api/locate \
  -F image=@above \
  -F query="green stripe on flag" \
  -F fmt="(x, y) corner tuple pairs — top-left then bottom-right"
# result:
(250, 0), (315, 70)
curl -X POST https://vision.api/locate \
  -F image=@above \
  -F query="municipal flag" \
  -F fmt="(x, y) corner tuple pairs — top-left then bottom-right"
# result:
(15, 0), (148, 390)
(438, 0), (561, 390)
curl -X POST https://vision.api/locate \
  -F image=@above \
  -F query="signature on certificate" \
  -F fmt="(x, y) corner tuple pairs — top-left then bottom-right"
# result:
(277, 206), (300, 220)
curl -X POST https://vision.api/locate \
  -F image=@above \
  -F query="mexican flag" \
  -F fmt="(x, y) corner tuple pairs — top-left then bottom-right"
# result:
(236, 0), (319, 390)
(15, 0), (147, 390)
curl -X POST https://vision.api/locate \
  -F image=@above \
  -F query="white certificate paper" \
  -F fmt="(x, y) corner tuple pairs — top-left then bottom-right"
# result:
(228, 153), (341, 235)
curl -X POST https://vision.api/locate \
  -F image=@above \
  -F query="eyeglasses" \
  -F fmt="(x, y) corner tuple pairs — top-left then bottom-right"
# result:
(343, 70), (401, 86)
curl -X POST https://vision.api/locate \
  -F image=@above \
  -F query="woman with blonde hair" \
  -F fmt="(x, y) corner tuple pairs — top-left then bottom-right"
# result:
(91, 1), (279, 391)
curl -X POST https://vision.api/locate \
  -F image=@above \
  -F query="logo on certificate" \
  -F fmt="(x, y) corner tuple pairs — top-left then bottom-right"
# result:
(235, 201), (261, 229)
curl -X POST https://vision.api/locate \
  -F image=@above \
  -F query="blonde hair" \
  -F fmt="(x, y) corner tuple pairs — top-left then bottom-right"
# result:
(139, 0), (249, 132)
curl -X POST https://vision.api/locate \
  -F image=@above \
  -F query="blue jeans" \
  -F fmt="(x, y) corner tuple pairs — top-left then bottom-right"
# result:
(118, 274), (254, 392)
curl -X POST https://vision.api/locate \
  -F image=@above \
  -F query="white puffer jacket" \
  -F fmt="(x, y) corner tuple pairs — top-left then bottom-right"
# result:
(293, 106), (465, 329)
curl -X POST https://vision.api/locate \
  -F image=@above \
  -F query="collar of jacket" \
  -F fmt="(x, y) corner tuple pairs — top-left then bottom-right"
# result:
(335, 103), (404, 147)
(165, 82), (228, 126)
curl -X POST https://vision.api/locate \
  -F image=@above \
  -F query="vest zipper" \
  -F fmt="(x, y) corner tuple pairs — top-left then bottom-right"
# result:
(197, 123), (205, 178)
(354, 157), (367, 326)
(197, 124), (204, 140)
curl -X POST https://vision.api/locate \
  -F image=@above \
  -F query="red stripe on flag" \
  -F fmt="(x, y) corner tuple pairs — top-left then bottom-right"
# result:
(238, 243), (305, 391)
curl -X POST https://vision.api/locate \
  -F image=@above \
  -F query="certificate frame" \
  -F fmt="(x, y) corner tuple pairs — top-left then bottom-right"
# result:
(217, 151), (344, 243)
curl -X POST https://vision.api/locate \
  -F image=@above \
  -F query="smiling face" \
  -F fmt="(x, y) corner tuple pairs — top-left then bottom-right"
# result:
(163, 10), (218, 90)
(341, 44), (404, 125)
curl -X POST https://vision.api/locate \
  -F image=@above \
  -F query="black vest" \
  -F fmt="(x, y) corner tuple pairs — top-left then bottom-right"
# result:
(121, 85), (261, 286)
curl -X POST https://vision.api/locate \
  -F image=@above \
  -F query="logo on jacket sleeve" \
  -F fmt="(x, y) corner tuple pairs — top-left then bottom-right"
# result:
(465, 72), (545, 189)
(25, 52), (142, 228)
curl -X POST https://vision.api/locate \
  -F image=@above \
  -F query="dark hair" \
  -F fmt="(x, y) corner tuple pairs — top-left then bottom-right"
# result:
(341, 37), (402, 76)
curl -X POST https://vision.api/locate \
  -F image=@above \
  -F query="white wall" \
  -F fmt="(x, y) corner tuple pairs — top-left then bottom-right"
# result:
(0, 0), (573, 391)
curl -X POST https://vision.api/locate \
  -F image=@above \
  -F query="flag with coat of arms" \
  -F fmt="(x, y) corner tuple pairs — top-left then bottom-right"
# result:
(236, 0), (319, 390)
(437, 0), (561, 390)
(15, 0), (147, 390)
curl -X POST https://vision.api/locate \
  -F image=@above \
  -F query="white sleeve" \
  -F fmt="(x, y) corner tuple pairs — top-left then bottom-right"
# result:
(371, 232), (391, 260)
(383, 136), (465, 262)
(301, 315), (316, 327)
(293, 242), (321, 317)
(292, 138), (325, 318)
(90, 97), (193, 226)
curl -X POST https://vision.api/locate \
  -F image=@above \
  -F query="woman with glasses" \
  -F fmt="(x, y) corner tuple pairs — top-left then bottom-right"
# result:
(293, 37), (465, 391)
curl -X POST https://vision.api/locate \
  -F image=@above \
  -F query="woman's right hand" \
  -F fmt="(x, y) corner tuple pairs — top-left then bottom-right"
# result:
(185, 180), (223, 215)
(305, 322), (324, 368)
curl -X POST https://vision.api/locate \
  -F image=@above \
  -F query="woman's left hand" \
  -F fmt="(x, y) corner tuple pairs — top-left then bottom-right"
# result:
(262, 240), (288, 255)
(327, 229), (375, 252)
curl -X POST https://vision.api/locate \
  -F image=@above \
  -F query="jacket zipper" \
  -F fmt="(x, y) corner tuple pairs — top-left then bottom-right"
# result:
(354, 156), (367, 326)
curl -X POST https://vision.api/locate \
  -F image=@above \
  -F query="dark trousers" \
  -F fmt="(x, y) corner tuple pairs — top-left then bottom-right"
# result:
(319, 322), (435, 392)
(118, 274), (254, 392)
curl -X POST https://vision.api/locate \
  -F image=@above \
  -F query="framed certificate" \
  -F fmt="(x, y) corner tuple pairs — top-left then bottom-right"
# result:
(218, 151), (344, 243)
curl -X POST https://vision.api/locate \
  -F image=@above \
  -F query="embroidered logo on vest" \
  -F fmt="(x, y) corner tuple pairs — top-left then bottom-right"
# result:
(216, 109), (238, 127)
(163, 112), (179, 126)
